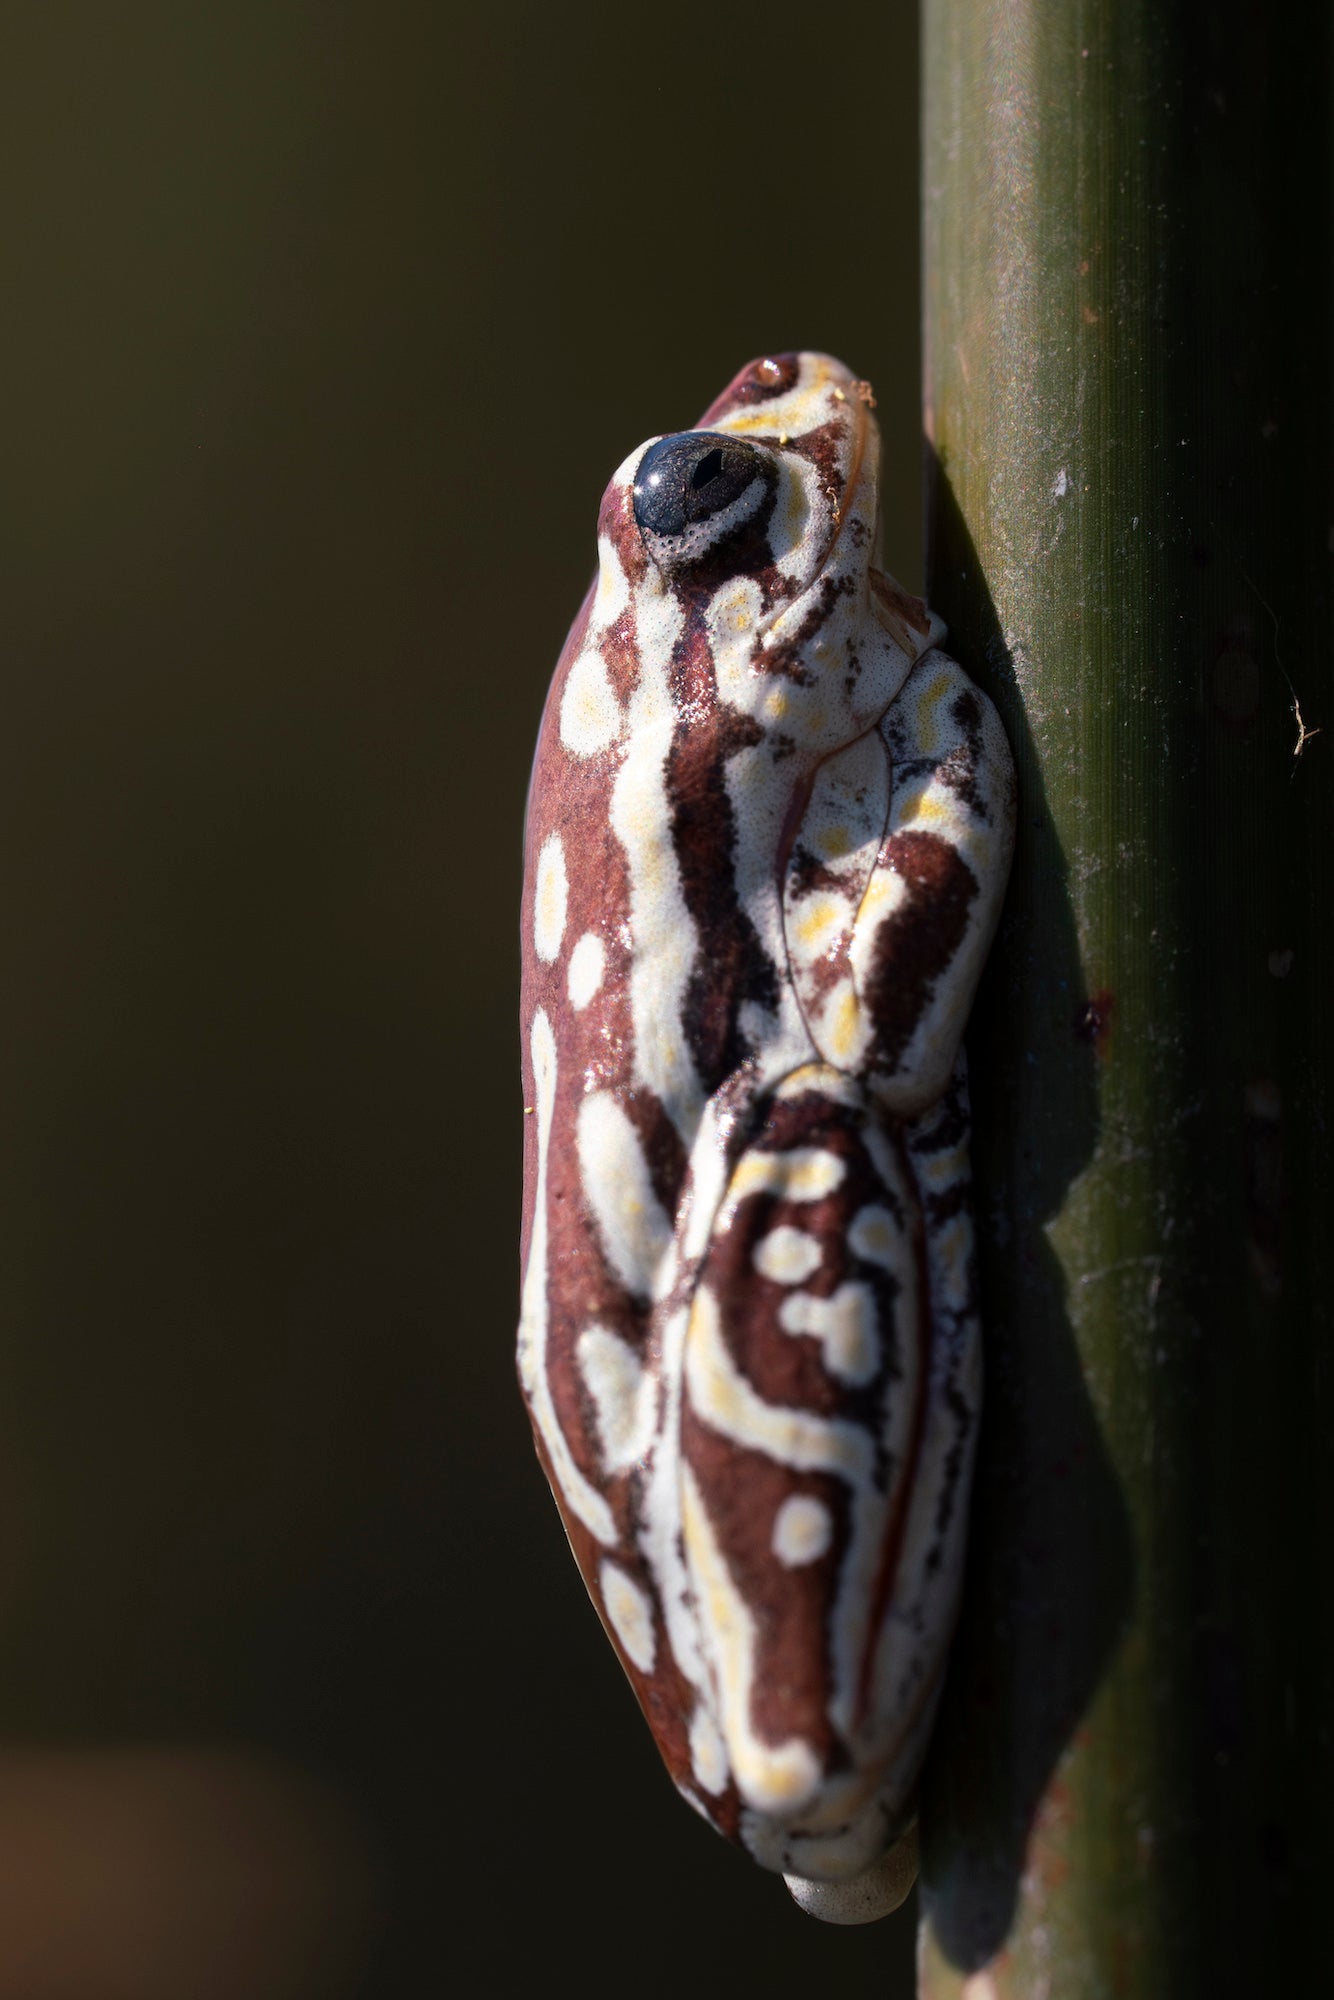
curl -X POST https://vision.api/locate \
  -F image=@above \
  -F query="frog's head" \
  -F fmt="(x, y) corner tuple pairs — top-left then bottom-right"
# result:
(557, 351), (942, 783)
(601, 352), (881, 613)
(688, 350), (880, 595)
(583, 354), (937, 756)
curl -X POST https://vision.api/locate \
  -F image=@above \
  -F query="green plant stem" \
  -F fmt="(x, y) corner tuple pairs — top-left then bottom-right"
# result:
(918, 3), (1333, 1992)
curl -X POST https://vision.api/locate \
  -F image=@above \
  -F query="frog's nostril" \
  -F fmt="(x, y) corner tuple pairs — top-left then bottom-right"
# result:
(692, 447), (725, 490)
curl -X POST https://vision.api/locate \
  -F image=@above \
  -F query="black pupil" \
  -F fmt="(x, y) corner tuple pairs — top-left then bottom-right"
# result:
(692, 448), (725, 490)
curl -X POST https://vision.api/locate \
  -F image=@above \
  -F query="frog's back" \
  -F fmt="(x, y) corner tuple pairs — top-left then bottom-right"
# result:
(518, 351), (1014, 1920)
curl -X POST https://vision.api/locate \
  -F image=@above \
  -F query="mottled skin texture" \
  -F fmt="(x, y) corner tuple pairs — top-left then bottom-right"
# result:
(518, 354), (1015, 1903)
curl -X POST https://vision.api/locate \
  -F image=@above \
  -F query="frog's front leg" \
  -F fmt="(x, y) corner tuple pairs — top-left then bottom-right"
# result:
(784, 645), (1016, 1116)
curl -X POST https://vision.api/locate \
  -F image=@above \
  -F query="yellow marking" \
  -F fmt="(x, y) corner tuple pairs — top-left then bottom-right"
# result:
(849, 1209), (895, 1261)
(918, 1141), (968, 1188)
(764, 687), (790, 722)
(858, 873), (900, 921)
(778, 475), (810, 548)
(794, 898), (842, 950)
(712, 582), (756, 637)
(815, 822), (851, 859)
(722, 411), (790, 435)
(908, 670), (955, 757)
(897, 791), (949, 828)
(773, 1062), (848, 1101)
(827, 983), (861, 1062)
(728, 1148), (846, 1205)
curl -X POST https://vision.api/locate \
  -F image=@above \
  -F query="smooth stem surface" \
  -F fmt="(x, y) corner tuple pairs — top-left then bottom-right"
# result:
(918, 2), (1332, 1993)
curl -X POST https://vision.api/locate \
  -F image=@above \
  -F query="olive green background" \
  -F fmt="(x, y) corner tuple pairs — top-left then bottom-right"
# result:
(5, 7), (923, 1994)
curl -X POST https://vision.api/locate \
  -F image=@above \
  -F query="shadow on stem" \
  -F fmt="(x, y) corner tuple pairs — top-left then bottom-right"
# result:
(918, 461), (1135, 1971)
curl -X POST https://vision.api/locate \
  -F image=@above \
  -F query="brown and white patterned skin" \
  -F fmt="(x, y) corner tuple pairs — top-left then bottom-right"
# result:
(518, 353), (1015, 1908)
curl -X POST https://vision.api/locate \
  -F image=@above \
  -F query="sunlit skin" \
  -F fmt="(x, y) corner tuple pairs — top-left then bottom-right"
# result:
(519, 353), (1015, 1921)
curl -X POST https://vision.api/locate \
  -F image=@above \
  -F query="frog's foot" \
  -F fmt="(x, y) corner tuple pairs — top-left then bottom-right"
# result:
(783, 1821), (918, 1926)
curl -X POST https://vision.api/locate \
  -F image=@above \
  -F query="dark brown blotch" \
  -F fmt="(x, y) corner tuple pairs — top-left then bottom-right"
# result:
(863, 833), (980, 1071)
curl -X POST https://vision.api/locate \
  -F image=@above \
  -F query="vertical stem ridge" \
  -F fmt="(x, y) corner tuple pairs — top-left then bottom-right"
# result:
(919, 2), (1332, 1991)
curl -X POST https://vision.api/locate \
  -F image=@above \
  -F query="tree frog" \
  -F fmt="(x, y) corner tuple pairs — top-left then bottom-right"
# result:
(518, 353), (1015, 1922)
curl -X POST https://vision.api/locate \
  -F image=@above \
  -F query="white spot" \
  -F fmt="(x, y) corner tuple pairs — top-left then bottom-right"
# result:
(1052, 467), (1069, 499)
(600, 1560), (656, 1674)
(848, 1203), (901, 1269)
(515, 1011), (616, 1547)
(588, 535), (630, 635)
(688, 1703), (729, 1794)
(576, 1325), (654, 1472)
(606, 610), (705, 1141)
(779, 1284), (880, 1385)
(559, 647), (622, 757)
(684, 1287), (871, 1484)
(754, 1226), (823, 1286)
(772, 1494), (833, 1567)
(638, 1303), (709, 1694)
(681, 1464), (822, 1816)
(567, 931), (606, 1010)
(577, 1092), (673, 1300)
(705, 576), (766, 671)
(721, 1147), (846, 1221)
(533, 834), (568, 964)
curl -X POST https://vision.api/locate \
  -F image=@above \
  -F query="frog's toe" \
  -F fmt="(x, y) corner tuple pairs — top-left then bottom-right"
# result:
(783, 1822), (919, 1926)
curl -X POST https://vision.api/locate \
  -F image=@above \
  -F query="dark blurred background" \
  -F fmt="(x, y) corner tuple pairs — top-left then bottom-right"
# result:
(4, 6), (923, 1993)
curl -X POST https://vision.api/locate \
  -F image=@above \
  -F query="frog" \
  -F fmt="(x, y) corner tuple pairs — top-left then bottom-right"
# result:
(518, 352), (1015, 1922)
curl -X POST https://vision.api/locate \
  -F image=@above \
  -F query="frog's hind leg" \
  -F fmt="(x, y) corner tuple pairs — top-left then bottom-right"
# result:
(677, 1062), (933, 1894)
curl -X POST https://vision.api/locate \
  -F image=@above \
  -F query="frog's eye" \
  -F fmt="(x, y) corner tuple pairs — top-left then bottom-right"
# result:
(633, 432), (773, 569)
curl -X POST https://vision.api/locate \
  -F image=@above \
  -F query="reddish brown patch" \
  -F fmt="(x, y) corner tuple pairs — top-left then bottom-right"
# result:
(536, 1425), (739, 1834)
(598, 605), (641, 705)
(697, 353), (801, 424)
(665, 615), (776, 1094)
(1074, 988), (1115, 1053)
(783, 417), (848, 500)
(683, 1411), (846, 1764)
(596, 477), (650, 590)
(870, 568), (933, 636)
(862, 833), (979, 1070)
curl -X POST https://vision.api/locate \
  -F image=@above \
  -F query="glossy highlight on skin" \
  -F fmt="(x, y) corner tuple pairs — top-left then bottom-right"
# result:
(518, 353), (1016, 1921)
